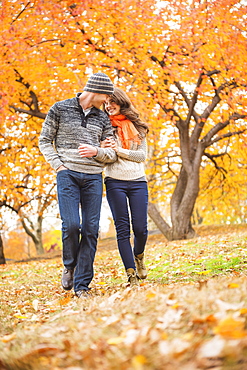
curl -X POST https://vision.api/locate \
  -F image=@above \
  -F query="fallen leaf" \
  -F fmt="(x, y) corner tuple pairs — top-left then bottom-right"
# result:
(198, 336), (225, 358)
(228, 283), (239, 288)
(213, 316), (247, 339)
(132, 354), (147, 369)
(59, 296), (71, 306)
(0, 333), (16, 343)
(145, 291), (156, 300)
(32, 299), (39, 311)
(107, 336), (124, 345)
(13, 314), (27, 319)
(216, 299), (244, 312)
(240, 308), (247, 315)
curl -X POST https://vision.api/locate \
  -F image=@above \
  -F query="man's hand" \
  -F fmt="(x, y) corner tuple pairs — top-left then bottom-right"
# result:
(78, 144), (98, 157)
(57, 165), (67, 172)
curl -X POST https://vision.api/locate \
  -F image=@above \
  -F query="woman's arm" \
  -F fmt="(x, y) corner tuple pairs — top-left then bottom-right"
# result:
(117, 139), (147, 163)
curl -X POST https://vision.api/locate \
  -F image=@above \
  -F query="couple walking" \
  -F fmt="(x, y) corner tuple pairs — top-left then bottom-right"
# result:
(39, 73), (149, 299)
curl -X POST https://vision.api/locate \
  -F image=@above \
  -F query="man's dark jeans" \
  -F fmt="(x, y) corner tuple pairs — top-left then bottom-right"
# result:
(57, 169), (102, 292)
(106, 178), (148, 270)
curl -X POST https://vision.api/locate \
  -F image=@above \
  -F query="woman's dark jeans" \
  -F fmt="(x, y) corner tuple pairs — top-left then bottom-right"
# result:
(106, 178), (148, 270)
(57, 169), (102, 292)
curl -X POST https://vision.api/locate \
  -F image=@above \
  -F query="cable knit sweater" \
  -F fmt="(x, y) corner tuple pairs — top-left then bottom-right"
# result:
(104, 133), (147, 181)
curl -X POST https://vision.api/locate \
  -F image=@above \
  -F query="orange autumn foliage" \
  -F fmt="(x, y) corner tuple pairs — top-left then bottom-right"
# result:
(1, 0), (247, 243)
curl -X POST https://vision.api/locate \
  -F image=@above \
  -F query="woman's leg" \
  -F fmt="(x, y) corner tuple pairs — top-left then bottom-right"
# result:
(106, 179), (136, 270)
(128, 181), (148, 256)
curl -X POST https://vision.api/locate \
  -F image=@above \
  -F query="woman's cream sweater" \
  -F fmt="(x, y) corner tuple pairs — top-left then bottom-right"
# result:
(104, 135), (147, 181)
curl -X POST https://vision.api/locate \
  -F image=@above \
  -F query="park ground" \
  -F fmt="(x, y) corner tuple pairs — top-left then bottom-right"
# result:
(0, 224), (247, 369)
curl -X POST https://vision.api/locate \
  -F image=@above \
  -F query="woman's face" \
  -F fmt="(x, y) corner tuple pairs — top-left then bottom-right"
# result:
(105, 97), (121, 116)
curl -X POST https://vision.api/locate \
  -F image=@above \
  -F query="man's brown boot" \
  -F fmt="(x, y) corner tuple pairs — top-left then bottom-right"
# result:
(61, 268), (74, 290)
(126, 268), (140, 287)
(134, 253), (147, 279)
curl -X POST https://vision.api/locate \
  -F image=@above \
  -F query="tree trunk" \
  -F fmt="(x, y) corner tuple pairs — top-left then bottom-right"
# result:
(21, 215), (44, 255)
(0, 233), (6, 264)
(148, 202), (172, 240)
(172, 216), (197, 240)
(148, 163), (200, 241)
(170, 166), (200, 240)
(34, 238), (45, 255)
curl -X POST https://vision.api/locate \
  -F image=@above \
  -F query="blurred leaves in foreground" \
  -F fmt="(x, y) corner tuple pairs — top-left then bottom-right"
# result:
(0, 225), (246, 369)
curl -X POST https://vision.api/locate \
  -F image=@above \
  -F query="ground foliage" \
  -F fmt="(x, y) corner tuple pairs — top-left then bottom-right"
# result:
(0, 225), (247, 369)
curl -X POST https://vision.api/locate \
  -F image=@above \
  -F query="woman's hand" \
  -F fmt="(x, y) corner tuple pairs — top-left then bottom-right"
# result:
(101, 137), (119, 152)
(78, 144), (98, 157)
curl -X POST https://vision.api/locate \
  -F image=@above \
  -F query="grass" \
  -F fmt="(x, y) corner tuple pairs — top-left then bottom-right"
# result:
(145, 229), (247, 285)
(0, 224), (247, 369)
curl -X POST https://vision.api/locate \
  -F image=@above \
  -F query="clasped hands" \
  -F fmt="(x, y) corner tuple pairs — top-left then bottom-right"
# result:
(78, 137), (118, 158)
(100, 137), (118, 152)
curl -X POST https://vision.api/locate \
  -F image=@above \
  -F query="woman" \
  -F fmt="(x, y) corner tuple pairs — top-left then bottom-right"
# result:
(102, 88), (149, 287)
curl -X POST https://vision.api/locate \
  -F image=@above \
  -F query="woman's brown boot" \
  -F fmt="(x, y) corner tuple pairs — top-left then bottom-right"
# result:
(126, 268), (140, 287)
(134, 253), (147, 279)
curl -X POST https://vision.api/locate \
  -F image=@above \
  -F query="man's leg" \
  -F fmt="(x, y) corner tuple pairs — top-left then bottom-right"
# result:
(57, 170), (81, 289)
(74, 173), (103, 293)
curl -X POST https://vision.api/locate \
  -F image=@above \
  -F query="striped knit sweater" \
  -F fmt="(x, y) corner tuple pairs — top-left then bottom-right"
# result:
(39, 94), (117, 173)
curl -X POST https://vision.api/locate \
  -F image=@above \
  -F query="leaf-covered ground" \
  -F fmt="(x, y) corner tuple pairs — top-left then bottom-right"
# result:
(0, 225), (247, 370)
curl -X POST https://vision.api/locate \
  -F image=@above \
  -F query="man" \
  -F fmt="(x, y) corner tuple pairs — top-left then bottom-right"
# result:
(39, 72), (116, 298)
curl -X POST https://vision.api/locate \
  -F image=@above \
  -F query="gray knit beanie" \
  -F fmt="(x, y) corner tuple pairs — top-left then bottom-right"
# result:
(83, 72), (114, 95)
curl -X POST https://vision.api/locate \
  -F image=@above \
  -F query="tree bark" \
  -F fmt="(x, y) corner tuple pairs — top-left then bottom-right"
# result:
(0, 233), (6, 264)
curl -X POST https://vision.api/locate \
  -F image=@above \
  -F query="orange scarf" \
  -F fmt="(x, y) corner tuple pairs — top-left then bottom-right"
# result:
(110, 114), (141, 149)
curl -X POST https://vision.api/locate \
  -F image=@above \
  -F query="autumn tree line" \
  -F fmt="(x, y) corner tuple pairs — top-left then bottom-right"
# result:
(1, 0), (247, 263)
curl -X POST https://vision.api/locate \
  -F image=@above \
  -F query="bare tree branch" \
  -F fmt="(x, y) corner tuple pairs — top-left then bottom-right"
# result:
(203, 152), (228, 173)
(202, 114), (247, 147)
(10, 105), (46, 119)
(11, 2), (31, 25)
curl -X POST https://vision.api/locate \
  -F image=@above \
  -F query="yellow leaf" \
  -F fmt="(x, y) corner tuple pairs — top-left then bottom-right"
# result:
(107, 336), (124, 345)
(228, 283), (239, 289)
(13, 314), (27, 319)
(145, 291), (156, 300)
(172, 303), (183, 309)
(214, 316), (247, 339)
(161, 332), (168, 340)
(132, 354), (147, 369)
(196, 270), (211, 275)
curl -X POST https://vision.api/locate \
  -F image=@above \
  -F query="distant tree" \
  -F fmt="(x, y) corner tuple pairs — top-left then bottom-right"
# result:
(0, 233), (6, 265)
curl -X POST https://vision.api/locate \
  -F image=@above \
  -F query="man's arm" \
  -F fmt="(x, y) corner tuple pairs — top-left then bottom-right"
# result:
(78, 143), (117, 163)
(94, 114), (117, 163)
(39, 104), (64, 170)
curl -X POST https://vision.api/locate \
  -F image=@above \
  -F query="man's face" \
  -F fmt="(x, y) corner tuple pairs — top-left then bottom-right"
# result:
(92, 93), (109, 108)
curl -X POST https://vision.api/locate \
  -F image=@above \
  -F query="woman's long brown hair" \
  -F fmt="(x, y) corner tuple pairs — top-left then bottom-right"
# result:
(105, 88), (149, 138)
